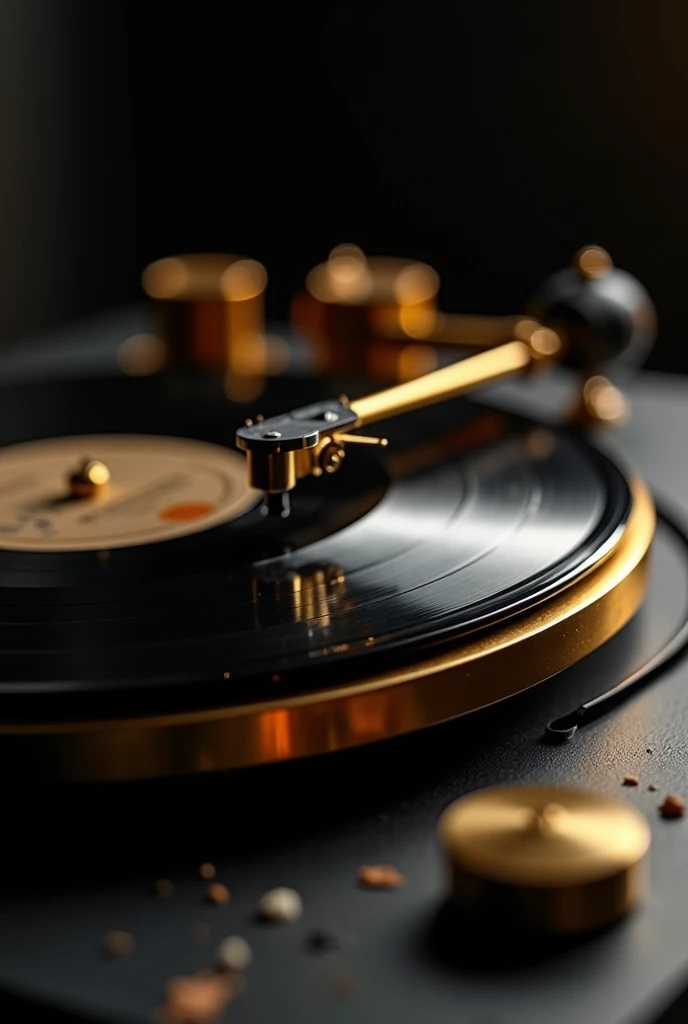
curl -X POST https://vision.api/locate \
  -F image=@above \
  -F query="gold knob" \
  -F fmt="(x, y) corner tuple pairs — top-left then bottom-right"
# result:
(290, 244), (440, 377)
(68, 459), (111, 499)
(438, 784), (651, 936)
(142, 254), (268, 392)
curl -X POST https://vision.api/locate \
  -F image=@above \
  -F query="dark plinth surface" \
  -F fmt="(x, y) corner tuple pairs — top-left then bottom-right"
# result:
(2, 312), (688, 1024)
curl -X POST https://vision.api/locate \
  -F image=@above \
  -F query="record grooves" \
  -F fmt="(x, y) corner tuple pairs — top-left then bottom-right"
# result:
(0, 373), (656, 779)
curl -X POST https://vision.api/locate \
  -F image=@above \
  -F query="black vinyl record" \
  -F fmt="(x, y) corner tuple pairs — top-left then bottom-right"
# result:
(0, 373), (630, 721)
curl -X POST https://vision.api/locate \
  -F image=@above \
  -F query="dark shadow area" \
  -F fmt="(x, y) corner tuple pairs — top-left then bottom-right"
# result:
(4, 2), (688, 376)
(421, 901), (609, 975)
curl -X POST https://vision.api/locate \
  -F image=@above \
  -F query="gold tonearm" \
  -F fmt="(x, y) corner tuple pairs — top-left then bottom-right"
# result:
(235, 247), (656, 517)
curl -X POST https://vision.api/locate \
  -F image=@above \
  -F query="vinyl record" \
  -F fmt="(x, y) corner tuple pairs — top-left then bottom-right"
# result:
(0, 372), (654, 778)
(0, 372), (631, 701)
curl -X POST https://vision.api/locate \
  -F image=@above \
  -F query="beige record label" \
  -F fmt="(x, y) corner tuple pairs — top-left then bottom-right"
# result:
(0, 434), (259, 551)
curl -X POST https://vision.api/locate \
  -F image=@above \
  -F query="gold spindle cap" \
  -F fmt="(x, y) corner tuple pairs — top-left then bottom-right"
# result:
(68, 459), (111, 500)
(438, 784), (651, 936)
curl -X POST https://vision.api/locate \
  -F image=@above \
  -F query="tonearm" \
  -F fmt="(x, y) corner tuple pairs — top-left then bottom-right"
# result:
(236, 247), (656, 517)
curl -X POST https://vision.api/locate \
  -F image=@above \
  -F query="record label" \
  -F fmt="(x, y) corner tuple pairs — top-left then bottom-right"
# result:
(0, 434), (258, 551)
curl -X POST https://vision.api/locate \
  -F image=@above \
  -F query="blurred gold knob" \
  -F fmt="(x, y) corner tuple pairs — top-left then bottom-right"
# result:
(142, 253), (268, 374)
(438, 784), (651, 936)
(290, 244), (440, 376)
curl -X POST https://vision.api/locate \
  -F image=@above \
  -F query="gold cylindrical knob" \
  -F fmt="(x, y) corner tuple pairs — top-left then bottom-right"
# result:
(142, 253), (268, 377)
(290, 244), (440, 377)
(438, 785), (651, 936)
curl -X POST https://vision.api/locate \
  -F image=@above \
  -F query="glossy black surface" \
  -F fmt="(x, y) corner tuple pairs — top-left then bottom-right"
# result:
(0, 374), (629, 715)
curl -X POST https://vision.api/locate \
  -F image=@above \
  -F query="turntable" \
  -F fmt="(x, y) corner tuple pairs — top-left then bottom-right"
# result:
(1, 245), (688, 1024)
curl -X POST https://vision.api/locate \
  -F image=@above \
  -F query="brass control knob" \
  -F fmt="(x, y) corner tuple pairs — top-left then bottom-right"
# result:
(290, 244), (441, 377)
(142, 253), (268, 380)
(438, 784), (651, 936)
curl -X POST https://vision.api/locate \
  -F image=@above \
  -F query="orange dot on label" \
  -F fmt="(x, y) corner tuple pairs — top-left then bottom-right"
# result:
(159, 502), (215, 522)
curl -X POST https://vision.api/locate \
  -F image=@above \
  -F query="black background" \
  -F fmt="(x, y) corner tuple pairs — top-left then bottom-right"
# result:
(3, 1), (688, 372)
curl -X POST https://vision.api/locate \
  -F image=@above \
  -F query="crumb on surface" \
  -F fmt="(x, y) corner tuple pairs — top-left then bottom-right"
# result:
(623, 775), (639, 786)
(215, 935), (253, 972)
(357, 864), (405, 889)
(648, 784), (657, 792)
(153, 879), (174, 898)
(190, 922), (212, 943)
(155, 970), (243, 1024)
(258, 887), (303, 922)
(660, 794), (686, 819)
(199, 863), (216, 881)
(102, 930), (135, 958)
(206, 883), (230, 906)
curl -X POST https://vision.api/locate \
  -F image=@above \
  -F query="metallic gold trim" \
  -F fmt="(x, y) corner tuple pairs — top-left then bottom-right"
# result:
(349, 339), (535, 427)
(0, 479), (654, 782)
